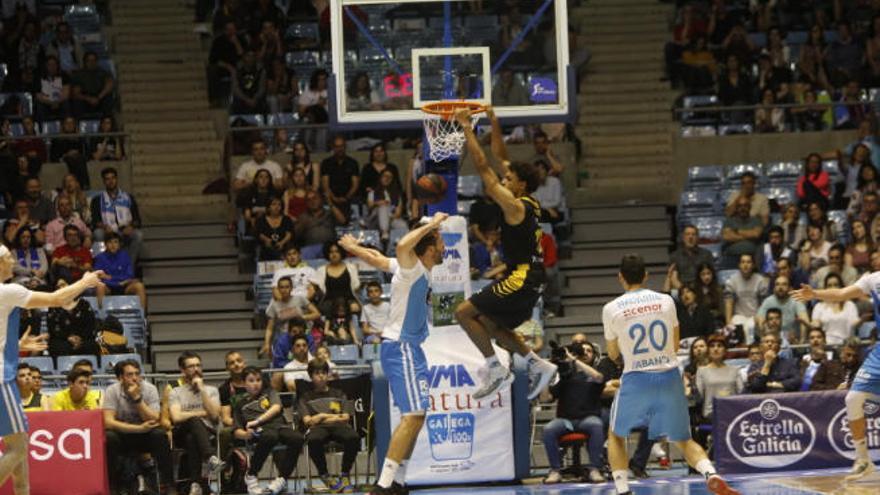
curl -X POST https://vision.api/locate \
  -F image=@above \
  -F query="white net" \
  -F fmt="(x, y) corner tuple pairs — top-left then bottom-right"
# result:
(422, 107), (483, 162)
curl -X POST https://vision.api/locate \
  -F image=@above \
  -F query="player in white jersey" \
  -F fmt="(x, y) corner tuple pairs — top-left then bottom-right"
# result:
(603, 255), (738, 495)
(338, 212), (447, 495)
(0, 245), (104, 494)
(793, 272), (880, 482)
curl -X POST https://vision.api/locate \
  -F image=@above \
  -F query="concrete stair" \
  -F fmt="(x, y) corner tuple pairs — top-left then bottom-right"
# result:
(110, 0), (227, 224)
(569, 0), (677, 204)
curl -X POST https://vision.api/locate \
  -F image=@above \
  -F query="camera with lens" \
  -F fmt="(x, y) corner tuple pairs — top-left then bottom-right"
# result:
(549, 340), (585, 379)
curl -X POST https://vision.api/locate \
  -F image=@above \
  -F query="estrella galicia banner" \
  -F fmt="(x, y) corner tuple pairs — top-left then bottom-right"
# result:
(714, 390), (880, 474)
(389, 325), (515, 485)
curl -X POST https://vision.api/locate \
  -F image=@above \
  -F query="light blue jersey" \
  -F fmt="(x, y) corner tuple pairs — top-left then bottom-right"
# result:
(0, 282), (33, 436)
(852, 273), (880, 394)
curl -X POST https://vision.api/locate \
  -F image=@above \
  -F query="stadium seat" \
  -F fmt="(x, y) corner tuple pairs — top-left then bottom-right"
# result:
(42, 120), (61, 135)
(765, 161), (801, 180)
(694, 216), (724, 244)
(266, 113), (300, 126)
(704, 243), (721, 262)
(285, 22), (320, 43)
(362, 343), (380, 361)
(828, 210), (850, 244)
(457, 175), (483, 198)
(330, 344), (360, 364)
(56, 354), (98, 373)
(22, 356), (55, 374)
(680, 125), (717, 137)
(764, 187), (796, 209)
(90, 241), (105, 257)
(717, 124), (753, 135)
(79, 119), (100, 134)
(681, 95), (719, 126)
(686, 165), (724, 190)
(457, 199), (476, 217)
(726, 163), (763, 183)
(386, 227), (407, 256)
(101, 353), (142, 372)
(228, 114), (264, 127)
(823, 159), (842, 180)
(0, 92), (33, 116)
(717, 269), (738, 287)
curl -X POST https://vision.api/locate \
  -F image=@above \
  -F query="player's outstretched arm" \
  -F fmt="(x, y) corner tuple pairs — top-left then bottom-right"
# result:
(790, 284), (865, 303)
(455, 109), (524, 222)
(24, 270), (106, 309)
(486, 106), (510, 176)
(338, 233), (393, 272)
(397, 212), (448, 268)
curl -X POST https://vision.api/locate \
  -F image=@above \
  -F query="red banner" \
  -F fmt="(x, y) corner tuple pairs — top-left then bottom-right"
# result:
(0, 410), (109, 495)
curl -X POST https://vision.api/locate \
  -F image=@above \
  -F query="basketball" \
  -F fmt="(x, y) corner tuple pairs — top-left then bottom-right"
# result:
(415, 173), (448, 204)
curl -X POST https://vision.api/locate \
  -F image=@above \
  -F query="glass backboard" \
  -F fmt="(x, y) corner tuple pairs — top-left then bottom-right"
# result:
(329, 0), (571, 127)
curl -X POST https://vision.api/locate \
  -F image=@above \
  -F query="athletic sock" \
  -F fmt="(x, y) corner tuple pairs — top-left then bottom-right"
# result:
(393, 461), (407, 485)
(612, 469), (629, 494)
(378, 459), (400, 488)
(695, 459), (716, 478)
(855, 438), (870, 460)
(485, 355), (500, 368)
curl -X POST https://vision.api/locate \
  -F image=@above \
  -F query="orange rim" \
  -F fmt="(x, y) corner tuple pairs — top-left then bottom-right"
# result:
(421, 101), (487, 120)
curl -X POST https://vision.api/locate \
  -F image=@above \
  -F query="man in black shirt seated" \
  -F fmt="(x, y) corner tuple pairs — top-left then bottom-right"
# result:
(298, 358), (360, 493)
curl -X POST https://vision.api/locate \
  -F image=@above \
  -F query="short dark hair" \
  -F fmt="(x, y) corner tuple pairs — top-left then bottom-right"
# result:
(739, 253), (754, 263)
(508, 161), (540, 194)
(768, 225), (784, 237)
(307, 358), (330, 376)
(619, 254), (646, 285)
(740, 171), (757, 181)
(113, 359), (140, 378)
(285, 245), (300, 255)
(829, 243), (845, 257)
(241, 366), (262, 380)
(533, 130), (548, 142)
(288, 317), (306, 331)
(67, 367), (92, 384)
(681, 224), (698, 235)
(17, 363), (29, 372)
(809, 327), (826, 340)
(365, 280), (382, 291)
(323, 240), (343, 260)
(63, 224), (80, 238)
(277, 276), (293, 287)
(101, 167), (118, 178)
(292, 334), (309, 347)
(104, 231), (121, 243)
(824, 272), (844, 287)
(766, 307), (783, 318)
(224, 350), (242, 362)
(73, 358), (94, 371)
(414, 228), (440, 257)
(28, 366), (41, 375)
(177, 350), (201, 369)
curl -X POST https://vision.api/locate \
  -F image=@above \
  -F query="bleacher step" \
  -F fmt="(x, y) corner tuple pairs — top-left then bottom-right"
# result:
(149, 286), (251, 315)
(134, 184), (210, 197)
(151, 322), (257, 344)
(571, 220), (670, 243)
(582, 110), (669, 125)
(563, 275), (665, 297)
(586, 163), (673, 179)
(141, 235), (238, 260)
(570, 205), (668, 223)
(152, 340), (265, 372)
(142, 223), (230, 239)
(143, 261), (251, 287)
(138, 200), (230, 224)
(134, 172), (218, 187)
(563, 244), (669, 269)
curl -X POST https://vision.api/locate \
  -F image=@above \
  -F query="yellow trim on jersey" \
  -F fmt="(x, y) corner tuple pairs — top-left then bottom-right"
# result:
(493, 264), (530, 296)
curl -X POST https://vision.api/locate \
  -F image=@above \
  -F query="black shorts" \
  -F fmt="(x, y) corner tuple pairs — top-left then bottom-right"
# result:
(107, 284), (126, 295)
(468, 264), (544, 330)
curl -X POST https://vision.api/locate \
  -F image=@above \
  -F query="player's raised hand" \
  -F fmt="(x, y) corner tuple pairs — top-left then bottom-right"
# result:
(790, 284), (815, 302)
(81, 270), (108, 288)
(486, 105), (496, 121)
(453, 108), (472, 128)
(338, 233), (360, 252)
(19, 327), (47, 353)
(430, 211), (449, 226)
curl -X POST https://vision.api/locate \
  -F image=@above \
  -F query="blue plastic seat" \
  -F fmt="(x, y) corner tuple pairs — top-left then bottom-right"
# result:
(330, 344), (360, 364)
(266, 113), (299, 126)
(680, 125), (717, 137)
(681, 95), (719, 126)
(718, 124), (754, 135)
(56, 355), (98, 373)
(285, 22), (320, 41)
(717, 269), (738, 287)
(362, 344), (380, 361)
(457, 175), (483, 198)
(695, 216), (724, 243)
(726, 163), (764, 183)
(228, 114), (264, 127)
(22, 356), (55, 374)
(765, 161), (801, 178)
(101, 353), (141, 372)
(687, 165), (724, 185)
(42, 120), (61, 135)
(79, 119), (100, 134)
(764, 187), (796, 208)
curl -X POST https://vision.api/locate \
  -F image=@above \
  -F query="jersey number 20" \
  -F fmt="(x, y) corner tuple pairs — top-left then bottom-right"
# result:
(628, 320), (668, 354)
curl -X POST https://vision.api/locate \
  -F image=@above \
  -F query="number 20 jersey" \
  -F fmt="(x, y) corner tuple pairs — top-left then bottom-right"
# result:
(602, 289), (679, 375)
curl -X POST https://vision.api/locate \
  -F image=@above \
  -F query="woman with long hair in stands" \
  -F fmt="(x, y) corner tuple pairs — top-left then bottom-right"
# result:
(11, 229), (47, 290)
(797, 152), (831, 209)
(801, 201), (839, 243)
(366, 168), (407, 242)
(288, 140), (320, 191)
(695, 262), (723, 325)
(846, 160), (879, 217)
(314, 240), (361, 317)
(810, 273), (861, 345)
(846, 220), (875, 273)
(255, 196), (294, 261)
(842, 143), (875, 203)
(237, 169), (280, 234)
(360, 142), (401, 198)
(797, 23), (832, 93)
(55, 173), (91, 225)
(282, 166), (310, 220)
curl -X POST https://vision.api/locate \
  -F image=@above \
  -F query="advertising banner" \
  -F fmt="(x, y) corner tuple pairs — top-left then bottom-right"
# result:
(714, 390), (880, 474)
(0, 410), (109, 495)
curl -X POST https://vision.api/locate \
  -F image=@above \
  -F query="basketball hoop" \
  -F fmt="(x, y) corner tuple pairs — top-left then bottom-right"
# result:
(420, 101), (486, 162)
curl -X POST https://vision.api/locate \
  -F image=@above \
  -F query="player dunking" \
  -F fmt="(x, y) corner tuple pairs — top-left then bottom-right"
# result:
(339, 213), (448, 495)
(604, 255), (738, 495)
(452, 107), (557, 401)
(793, 275), (880, 482)
(0, 246), (104, 495)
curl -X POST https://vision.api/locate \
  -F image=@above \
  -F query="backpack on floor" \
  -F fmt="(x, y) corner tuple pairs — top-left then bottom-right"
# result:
(219, 448), (248, 494)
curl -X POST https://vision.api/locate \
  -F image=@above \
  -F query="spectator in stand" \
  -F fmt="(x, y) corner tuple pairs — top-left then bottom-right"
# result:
(792, 89), (827, 132)
(314, 344), (340, 378)
(468, 195), (502, 246)
(867, 15), (880, 87)
(168, 351), (224, 495)
(296, 191), (347, 258)
(234, 139), (285, 193)
(757, 275), (810, 344)
(680, 35), (716, 92)
(43, 22), (81, 75)
(845, 165), (879, 224)
(17, 363), (48, 411)
(683, 337), (709, 401)
(252, 19), (282, 67)
(35, 55), (70, 120)
(89, 115), (125, 161)
(803, 224), (833, 272)
(51, 224), (92, 283)
(676, 284), (715, 340)
(322, 298), (359, 346)
(764, 26), (792, 69)
(45, 195), (91, 255)
(233, 366), (304, 495)
(281, 334), (312, 392)
(272, 245), (316, 298)
(533, 159), (564, 225)
(540, 338), (606, 484)
(103, 359), (177, 495)
(781, 203), (804, 249)
(71, 51), (114, 118)
(845, 120), (880, 171)
(315, 240), (361, 316)
(4, 198), (44, 246)
(722, 23), (756, 66)
(693, 335), (743, 448)
(725, 172), (769, 227)
(669, 225), (714, 286)
(755, 88), (786, 133)
(360, 143), (401, 198)
(298, 358), (360, 493)
(47, 279), (99, 356)
(16, 19), (38, 72)
(841, 143), (876, 207)
(94, 231), (147, 309)
(774, 255), (811, 291)
(51, 367), (100, 411)
(237, 168), (279, 234)
(231, 50), (268, 114)
(92, 167), (143, 264)
(346, 71), (381, 111)
(299, 69), (329, 125)
(49, 116), (89, 190)
(846, 220), (874, 272)
(825, 21), (864, 88)
(218, 350), (247, 457)
(664, 4), (707, 87)
(366, 169), (407, 243)
(22, 176), (55, 225)
(756, 53), (790, 95)
(810, 273), (860, 345)
(812, 243), (859, 288)
(256, 197), (294, 261)
(722, 197), (763, 268)
(800, 329), (831, 391)
(760, 225), (793, 275)
(804, 201), (840, 243)
(471, 225), (506, 280)
(798, 24), (832, 93)
(491, 67), (529, 106)
(267, 58), (298, 114)
(208, 21), (246, 104)
(797, 153), (832, 209)
(321, 135), (360, 220)
(724, 253), (769, 339)
(11, 229), (47, 290)
(836, 79), (871, 130)
(56, 173), (92, 225)
(13, 117), (47, 166)
(262, 276), (320, 357)
(288, 140), (322, 191)
(696, 262), (724, 325)
(707, 0), (738, 45)
(746, 332), (801, 393)
(361, 280), (389, 344)
(811, 338), (862, 390)
(529, 131), (563, 176)
(283, 167), (311, 220)
(718, 54), (754, 124)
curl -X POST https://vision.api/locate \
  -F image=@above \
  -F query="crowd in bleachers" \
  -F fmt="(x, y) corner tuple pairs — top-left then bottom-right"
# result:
(669, 1), (880, 135)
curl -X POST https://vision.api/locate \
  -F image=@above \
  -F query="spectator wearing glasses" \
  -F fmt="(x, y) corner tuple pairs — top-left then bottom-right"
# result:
(746, 332), (801, 393)
(810, 273), (860, 345)
(810, 338), (862, 390)
(812, 244), (859, 288)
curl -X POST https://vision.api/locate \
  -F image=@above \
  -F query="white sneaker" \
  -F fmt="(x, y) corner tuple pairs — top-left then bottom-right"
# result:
(543, 470), (562, 484)
(188, 482), (203, 495)
(266, 476), (287, 494)
(245, 474), (265, 495)
(845, 458), (877, 482)
(527, 359), (558, 400)
(472, 363), (513, 399)
(206, 455), (226, 473)
(587, 468), (605, 483)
